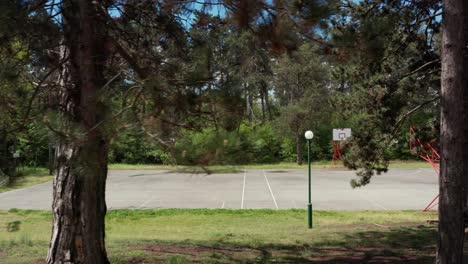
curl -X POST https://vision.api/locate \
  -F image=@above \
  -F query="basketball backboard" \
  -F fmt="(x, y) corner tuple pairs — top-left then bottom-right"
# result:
(333, 128), (352, 141)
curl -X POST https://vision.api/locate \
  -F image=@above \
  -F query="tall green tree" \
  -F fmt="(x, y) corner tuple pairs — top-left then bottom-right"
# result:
(327, 0), (467, 262)
(329, 0), (441, 186)
(0, 1), (57, 179)
(273, 44), (331, 164)
(46, 1), (110, 262)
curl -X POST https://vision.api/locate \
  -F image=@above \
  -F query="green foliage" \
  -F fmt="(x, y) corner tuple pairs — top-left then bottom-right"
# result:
(16, 123), (49, 167)
(0, 1), (439, 176)
(329, 0), (441, 186)
(271, 44), (334, 163)
(6, 221), (21, 232)
(109, 130), (172, 165)
(174, 123), (284, 165)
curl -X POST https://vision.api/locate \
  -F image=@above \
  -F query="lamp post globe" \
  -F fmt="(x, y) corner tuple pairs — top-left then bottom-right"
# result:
(305, 130), (314, 140)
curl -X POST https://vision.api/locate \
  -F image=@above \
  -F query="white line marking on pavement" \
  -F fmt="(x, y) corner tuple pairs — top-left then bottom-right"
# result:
(241, 169), (247, 209)
(221, 201), (225, 209)
(139, 196), (153, 209)
(263, 170), (278, 209)
(392, 169), (423, 177)
(421, 168), (438, 174)
(367, 199), (388, 210)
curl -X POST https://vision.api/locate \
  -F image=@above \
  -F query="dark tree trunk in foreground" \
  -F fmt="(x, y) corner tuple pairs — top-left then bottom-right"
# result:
(463, 0), (468, 211)
(47, 1), (109, 263)
(437, 0), (465, 263)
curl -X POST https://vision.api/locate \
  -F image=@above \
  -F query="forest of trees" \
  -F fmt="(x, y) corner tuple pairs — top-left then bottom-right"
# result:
(0, 1), (440, 171)
(0, 0), (465, 263)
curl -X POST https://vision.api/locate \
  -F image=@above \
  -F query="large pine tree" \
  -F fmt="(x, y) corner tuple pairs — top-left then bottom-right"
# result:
(46, 1), (110, 262)
(437, 0), (465, 263)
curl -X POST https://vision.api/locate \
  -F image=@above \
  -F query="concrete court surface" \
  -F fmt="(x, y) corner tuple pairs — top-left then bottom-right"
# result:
(0, 168), (438, 210)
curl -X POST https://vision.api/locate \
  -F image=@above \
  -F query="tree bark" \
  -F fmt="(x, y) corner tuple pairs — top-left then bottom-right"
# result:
(437, 0), (465, 263)
(47, 1), (109, 263)
(463, 0), (468, 213)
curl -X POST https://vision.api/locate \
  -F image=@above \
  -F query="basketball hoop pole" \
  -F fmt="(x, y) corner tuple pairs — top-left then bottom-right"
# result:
(332, 141), (342, 167)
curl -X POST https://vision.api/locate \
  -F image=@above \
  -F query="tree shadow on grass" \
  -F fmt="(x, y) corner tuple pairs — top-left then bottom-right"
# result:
(271, 225), (438, 263)
(127, 225), (451, 263)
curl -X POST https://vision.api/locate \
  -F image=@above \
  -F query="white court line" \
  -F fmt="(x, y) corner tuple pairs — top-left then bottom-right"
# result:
(391, 169), (423, 177)
(421, 168), (438, 174)
(139, 196), (153, 209)
(241, 169), (247, 209)
(263, 170), (278, 209)
(367, 199), (388, 210)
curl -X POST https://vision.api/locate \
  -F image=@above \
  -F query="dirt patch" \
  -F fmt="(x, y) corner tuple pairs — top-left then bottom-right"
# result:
(139, 243), (254, 255)
(321, 222), (427, 230)
(129, 243), (435, 263)
(127, 257), (150, 264)
(301, 247), (434, 264)
(133, 243), (262, 262)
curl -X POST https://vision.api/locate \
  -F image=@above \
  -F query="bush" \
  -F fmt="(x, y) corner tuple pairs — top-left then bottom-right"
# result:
(109, 130), (171, 164)
(174, 123), (283, 165)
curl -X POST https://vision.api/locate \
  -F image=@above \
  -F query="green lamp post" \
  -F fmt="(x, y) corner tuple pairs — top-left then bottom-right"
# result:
(305, 130), (314, 229)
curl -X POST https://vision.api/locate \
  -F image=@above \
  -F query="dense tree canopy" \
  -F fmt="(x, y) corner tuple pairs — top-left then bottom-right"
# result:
(1, 0), (441, 173)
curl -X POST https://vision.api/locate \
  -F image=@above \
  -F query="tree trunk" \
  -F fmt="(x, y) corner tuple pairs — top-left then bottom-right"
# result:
(437, 0), (465, 263)
(248, 85), (256, 121)
(463, 0), (468, 213)
(48, 134), (55, 176)
(0, 127), (7, 174)
(47, 1), (109, 263)
(0, 130), (15, 177)
(260, 87), (265, 122)
(261, 81), (273, 121)
(296, 131), (303, 165)
(244, 83), (250, 120)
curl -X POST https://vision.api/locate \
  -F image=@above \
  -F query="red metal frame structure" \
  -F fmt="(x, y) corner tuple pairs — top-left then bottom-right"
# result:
(331, 141), (342, 167)
(331, 128), (351, 167)
(409, 127), (440, 211)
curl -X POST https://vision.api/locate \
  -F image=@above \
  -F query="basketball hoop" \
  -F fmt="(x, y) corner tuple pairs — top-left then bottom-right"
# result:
(331, 128), (352, 167)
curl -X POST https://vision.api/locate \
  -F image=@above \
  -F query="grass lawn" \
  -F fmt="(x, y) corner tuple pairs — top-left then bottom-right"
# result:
(0, 209), (443, 263)
(0, 168), (52, 194)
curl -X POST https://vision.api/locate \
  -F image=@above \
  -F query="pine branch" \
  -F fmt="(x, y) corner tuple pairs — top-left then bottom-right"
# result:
(110, 37), (149, 79)
(391, 96), (440, 139)
(24, 65), (60, 121)
(399, 59), (440, 81)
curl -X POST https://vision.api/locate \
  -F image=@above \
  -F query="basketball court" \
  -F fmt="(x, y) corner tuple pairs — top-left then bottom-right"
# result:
(0, 168), (438, 211)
